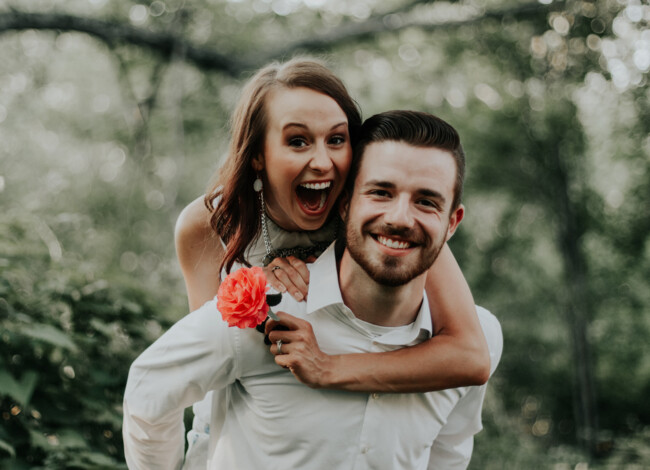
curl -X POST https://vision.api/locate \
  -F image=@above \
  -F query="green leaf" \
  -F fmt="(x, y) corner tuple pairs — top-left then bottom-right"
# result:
(0, 438), (16, 458)
(82, 451), (124, 468)
(19, 323), (78, 352)
(28, 430), (50, 450)
(0, 369), (38, 406)
(56, 429), (87, 450)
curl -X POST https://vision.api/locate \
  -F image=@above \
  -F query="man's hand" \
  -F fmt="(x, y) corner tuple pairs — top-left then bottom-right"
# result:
(265, 312), (334, 388)
(263, 256), (315, 302)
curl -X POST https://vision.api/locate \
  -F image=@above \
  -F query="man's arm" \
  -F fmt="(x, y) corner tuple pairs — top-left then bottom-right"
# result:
(427, 307), (503, 469)
(123, 302), (238, 470)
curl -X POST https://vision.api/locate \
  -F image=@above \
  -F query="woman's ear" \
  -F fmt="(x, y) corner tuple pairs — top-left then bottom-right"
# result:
(252, 154), (264, 172)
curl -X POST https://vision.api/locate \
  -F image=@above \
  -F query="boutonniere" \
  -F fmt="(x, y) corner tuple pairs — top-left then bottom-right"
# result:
(216, 266), (282, 329)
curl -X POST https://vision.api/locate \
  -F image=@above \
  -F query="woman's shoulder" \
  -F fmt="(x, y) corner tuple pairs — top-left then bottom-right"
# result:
(175, 196), (223, 265)
(175, 196), (213, 244)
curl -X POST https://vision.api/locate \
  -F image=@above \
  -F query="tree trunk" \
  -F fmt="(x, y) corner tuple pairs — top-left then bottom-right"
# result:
(554, 149), (599, 456)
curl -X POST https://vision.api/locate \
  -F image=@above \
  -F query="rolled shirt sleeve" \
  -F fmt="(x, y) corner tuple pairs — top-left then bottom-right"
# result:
(123, 301), (239, 470)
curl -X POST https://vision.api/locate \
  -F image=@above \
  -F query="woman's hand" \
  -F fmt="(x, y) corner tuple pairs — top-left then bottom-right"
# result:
(265, 312), (334, 388)
(263, 256), (315, 302)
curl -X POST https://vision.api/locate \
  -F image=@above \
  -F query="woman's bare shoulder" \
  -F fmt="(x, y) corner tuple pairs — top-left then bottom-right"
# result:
(176, 196), (211, 240)
(175, 196), (223, 265)
(175, 196), (224, 310)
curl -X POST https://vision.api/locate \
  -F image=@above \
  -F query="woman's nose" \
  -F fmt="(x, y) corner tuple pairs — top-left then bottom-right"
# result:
(308, 144), (334, 173)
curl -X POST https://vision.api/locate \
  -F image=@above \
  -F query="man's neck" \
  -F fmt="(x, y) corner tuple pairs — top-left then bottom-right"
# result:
(337, 249), (426, 327)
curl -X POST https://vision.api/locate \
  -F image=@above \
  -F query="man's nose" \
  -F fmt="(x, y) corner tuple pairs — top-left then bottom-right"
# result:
(383, 195), (414, 227)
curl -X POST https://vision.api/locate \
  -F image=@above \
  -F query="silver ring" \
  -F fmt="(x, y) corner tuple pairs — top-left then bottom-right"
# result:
(271, 266), (282, 273)
(276, 339), (283, 354)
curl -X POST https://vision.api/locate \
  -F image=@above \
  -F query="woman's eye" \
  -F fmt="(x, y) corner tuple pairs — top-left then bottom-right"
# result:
(288, 137), (308, 148)
(329, 135), (346, 146)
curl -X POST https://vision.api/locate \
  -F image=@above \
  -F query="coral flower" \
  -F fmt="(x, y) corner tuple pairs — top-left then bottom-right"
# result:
(217, 267), (270, 329)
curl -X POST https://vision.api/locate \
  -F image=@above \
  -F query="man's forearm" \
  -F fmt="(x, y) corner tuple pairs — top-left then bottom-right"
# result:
(122, 401), (185, 470)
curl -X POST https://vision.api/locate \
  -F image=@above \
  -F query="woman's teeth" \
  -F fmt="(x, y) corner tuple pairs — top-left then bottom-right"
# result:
(300, 181), (331, 190)
(378, 236), (411, 250)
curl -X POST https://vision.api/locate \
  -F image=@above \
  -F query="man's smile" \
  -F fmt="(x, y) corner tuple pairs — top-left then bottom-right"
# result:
(375, 235), (414, 250)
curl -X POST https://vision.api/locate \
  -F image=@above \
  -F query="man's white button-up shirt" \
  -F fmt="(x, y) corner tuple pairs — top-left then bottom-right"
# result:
(123, 244), (503, 470)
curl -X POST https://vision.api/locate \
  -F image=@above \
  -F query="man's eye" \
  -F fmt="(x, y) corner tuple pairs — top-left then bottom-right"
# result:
(417, 199), (438, 209)
(288, 137), (308, 148)
(370, 190), (391, 198)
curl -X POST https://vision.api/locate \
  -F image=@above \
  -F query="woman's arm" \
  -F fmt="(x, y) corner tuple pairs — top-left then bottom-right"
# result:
(175, 196), (225, 311)
(175, 196), (312, 310)
(267, 244), (491, 393)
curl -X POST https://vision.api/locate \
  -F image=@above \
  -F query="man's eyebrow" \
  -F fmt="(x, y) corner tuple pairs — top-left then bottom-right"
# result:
(418, 188), (446, 204)
(364, 180), (395, 189)
(364, 180), (447, 204)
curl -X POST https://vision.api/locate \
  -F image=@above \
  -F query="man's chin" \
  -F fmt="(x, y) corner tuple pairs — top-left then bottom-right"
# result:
(369, 266), (428, 287)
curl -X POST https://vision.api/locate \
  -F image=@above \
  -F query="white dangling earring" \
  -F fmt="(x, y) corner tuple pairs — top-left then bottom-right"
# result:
(253, 177), (263, 193)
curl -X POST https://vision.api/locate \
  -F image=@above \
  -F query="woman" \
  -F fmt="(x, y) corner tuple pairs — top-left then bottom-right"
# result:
(175, 58), (490, 465)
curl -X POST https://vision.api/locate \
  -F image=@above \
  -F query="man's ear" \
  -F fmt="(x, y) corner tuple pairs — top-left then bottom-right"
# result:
(444, 204), (465, 242)
(338, 189), (351, 221)
(252, 153), (264, 172)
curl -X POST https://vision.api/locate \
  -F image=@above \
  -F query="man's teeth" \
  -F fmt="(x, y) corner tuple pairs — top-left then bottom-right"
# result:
(377, 236), (411, 249)
(300, 181), (331, 190)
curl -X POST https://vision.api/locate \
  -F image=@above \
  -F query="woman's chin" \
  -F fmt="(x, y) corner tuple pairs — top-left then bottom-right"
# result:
(293, 204), (332, 231)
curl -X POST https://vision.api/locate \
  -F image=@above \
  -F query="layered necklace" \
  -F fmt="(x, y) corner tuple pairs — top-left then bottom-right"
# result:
(256, 179), (339, 266)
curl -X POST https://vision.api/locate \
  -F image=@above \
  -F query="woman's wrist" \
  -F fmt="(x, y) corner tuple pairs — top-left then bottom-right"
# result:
(313, 354), (349, 390)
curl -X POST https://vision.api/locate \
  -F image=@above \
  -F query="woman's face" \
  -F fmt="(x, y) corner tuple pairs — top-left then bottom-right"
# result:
(254, 86), (352, 232)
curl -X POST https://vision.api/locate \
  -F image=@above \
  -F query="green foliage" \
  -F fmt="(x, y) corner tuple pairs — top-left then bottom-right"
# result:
(0, 213), (171, 468)
(0, 0), (648, 466)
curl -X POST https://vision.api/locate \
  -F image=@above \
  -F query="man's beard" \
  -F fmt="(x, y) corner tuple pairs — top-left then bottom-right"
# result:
(344, 219), (447, 287)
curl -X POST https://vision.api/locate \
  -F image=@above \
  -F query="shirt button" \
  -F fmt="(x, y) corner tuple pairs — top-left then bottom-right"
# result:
(361, 446), (370, 454)
(371, 393), (380, 399)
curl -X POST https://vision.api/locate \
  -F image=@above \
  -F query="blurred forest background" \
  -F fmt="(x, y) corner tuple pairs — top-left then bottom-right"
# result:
(0, 0), (648, 468)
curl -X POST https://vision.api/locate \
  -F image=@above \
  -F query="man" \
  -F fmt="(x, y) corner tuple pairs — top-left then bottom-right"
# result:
(123, 110), (503, 469)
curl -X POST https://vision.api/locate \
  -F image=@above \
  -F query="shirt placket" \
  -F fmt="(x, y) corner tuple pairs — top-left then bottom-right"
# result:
(351, 390), (386, 470)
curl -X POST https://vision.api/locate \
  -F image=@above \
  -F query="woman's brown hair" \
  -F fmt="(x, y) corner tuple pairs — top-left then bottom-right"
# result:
(205, 58), (362, 274)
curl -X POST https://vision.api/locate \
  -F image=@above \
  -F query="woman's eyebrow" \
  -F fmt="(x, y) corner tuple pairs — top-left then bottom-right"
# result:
(282, 121), (348, 131)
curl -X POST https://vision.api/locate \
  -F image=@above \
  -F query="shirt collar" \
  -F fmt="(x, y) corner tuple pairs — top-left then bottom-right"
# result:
(306, 243), (344, 314)
(306, 243), (433, 344)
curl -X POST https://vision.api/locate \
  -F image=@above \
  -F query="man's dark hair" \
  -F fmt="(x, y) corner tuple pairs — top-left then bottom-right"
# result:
(347, 110), (466, 210)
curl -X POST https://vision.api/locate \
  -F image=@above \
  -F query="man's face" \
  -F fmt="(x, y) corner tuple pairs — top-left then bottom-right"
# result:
(343, 140), (464, 287)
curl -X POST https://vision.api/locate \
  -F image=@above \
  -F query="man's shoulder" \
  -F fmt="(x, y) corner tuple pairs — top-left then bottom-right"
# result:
(475, 305), (503, 377)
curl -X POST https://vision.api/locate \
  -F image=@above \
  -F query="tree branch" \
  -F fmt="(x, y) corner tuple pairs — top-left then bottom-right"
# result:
(0, 2), (558, 74)
(259, 0), (557, 61)
(0, 11), (244, 75)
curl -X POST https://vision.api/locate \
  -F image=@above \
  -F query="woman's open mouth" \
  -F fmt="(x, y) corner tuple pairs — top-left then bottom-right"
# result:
(296, 180), (333, 215)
